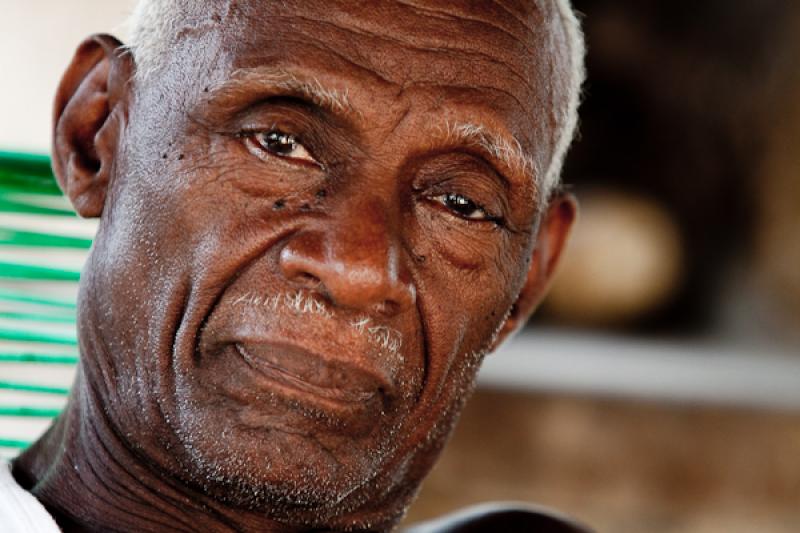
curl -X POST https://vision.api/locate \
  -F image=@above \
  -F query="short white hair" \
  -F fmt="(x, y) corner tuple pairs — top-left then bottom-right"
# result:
(549, 0), (585, 199)
(126, 0), (584, 200)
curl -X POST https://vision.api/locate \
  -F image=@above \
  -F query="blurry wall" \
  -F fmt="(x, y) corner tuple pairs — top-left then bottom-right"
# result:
(0, 0), (136, 152)
(404, 389), (800, 533)
(540, 0), (800, 344)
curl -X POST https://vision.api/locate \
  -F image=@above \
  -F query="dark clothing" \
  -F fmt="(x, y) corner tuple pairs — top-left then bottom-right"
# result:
(405, 503), (592, 533)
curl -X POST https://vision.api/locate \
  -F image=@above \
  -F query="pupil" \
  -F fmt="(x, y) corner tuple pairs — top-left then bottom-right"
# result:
(446, 193), (476, 215)
(265, 132), (295, 155)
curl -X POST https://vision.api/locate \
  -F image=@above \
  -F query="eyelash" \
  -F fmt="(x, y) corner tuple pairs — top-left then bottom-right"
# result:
(431, 193), (503, 226)
(240, 128), (321, 168)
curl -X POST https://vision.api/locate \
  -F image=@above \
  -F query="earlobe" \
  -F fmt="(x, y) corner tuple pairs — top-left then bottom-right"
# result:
(52, 34), (133, 218)
(488, 193), (578, 351)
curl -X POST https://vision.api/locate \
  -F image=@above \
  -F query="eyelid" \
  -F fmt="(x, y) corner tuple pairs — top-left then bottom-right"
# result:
(240, 128), (323, 169)
(428, 193), (504, 226)
(257, 131), (315, 161)
(219, 99), (362, 171)
(435, 194), (488, 220)
(421, 176), (504, 216)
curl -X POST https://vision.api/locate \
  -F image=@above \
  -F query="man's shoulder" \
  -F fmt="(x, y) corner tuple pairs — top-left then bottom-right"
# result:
(404, 502), (592, 533)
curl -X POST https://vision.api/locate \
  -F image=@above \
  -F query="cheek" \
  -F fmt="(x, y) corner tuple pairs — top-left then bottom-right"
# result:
(407, 223), (525, 406)
(399, 231), (530, 455)
(434, 267), (515, 357)
(410, 208), (523, 341)
(411, 204), (510, 271)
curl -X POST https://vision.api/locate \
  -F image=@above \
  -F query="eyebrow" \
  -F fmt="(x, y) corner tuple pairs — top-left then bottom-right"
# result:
(441, 120), (539, 192)
(203, 66), (355, 117)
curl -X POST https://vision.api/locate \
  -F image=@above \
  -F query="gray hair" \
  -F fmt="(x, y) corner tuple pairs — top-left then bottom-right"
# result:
(126, 0), (584, 199)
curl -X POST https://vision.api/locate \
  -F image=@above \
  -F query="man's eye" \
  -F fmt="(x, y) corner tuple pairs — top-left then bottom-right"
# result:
(435, 193), (492, 221)
(250, 131), (317, 165)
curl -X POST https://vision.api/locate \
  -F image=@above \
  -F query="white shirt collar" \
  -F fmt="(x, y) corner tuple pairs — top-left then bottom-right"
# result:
(0, 461), (61, 532)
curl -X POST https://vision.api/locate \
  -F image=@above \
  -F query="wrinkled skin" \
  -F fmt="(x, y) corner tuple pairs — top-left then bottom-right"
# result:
(13, 1), (576, 531)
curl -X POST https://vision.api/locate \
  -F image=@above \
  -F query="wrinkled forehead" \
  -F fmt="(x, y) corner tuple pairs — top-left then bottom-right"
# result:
(230, 1), (558, 135)
(228, 1), (552, 83)
(134, 0), (568, 174)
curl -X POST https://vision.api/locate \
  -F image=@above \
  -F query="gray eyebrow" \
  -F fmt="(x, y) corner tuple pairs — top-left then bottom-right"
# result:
(441, 120), (539, 192)
(209, 66), (354, 115)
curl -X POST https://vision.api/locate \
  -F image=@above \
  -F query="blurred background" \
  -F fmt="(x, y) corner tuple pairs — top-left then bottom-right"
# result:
(1, 2), (798, 532)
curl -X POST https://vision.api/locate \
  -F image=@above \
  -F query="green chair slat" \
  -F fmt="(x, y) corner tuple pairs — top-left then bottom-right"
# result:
(0, 172), (61, 196)
(0, 288), (77, 309)
(0, 150), (59, 198)
(0, 311), (76, 324)
(0, 352), (78, 364)
(0, 227), (92, 249)
(0, 151), (53, 177)
(0, 326), (78, 346)
(0, 406), (62, 418)
(0, 438), (32, 449)
(0, 262), (81, 282)
(0, 381), (70, 395)
(0, 197), (75, 216)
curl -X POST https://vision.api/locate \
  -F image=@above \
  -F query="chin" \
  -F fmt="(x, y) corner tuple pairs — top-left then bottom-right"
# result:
(162, 381), (449, 530)
(167, 389), (393, 510)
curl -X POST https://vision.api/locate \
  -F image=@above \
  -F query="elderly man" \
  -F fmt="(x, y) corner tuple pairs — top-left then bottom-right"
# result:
(5, 0), (584, 531)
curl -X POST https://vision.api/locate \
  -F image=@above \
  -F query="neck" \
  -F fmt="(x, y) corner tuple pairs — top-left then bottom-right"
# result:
(11, 373), (305, 533)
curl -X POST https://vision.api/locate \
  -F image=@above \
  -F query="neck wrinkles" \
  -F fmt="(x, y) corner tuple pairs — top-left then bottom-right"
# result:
(11, 372), (304, 533)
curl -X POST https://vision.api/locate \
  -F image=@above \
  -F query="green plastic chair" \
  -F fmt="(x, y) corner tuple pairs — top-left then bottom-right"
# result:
(0, 150), (88, 456)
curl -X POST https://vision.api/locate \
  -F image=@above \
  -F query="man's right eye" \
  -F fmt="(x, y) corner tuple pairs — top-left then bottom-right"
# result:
(246, 130), (319, 166)
(435, 193), (491, 221)
(429, 192), (504, 226)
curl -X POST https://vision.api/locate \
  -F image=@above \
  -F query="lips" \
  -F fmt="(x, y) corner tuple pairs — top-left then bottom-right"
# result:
(233, 341), (388, 406)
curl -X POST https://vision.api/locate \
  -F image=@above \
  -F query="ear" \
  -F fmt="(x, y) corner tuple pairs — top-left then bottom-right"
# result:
(52, 34), (133, 218)
(489, 193), (577, 351)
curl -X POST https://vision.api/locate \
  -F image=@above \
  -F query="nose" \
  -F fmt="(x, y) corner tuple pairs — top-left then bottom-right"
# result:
(279, 200), (416, 316)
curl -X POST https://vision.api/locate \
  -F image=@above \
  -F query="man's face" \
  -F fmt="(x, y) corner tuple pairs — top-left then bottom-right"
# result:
(77, 0), (569, 528)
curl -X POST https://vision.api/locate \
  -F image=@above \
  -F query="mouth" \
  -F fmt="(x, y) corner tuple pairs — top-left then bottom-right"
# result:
(232, 341), (388, 407)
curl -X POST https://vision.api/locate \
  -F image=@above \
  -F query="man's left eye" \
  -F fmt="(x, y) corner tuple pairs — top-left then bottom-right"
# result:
(435, 193), (493, 221)
(250, 131), (317, 164)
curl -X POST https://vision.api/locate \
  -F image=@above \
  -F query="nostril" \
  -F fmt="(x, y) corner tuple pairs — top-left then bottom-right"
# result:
(373, 300), (401, 317)
(279, 236), (326, 289)
(295, 271), (321, 288)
